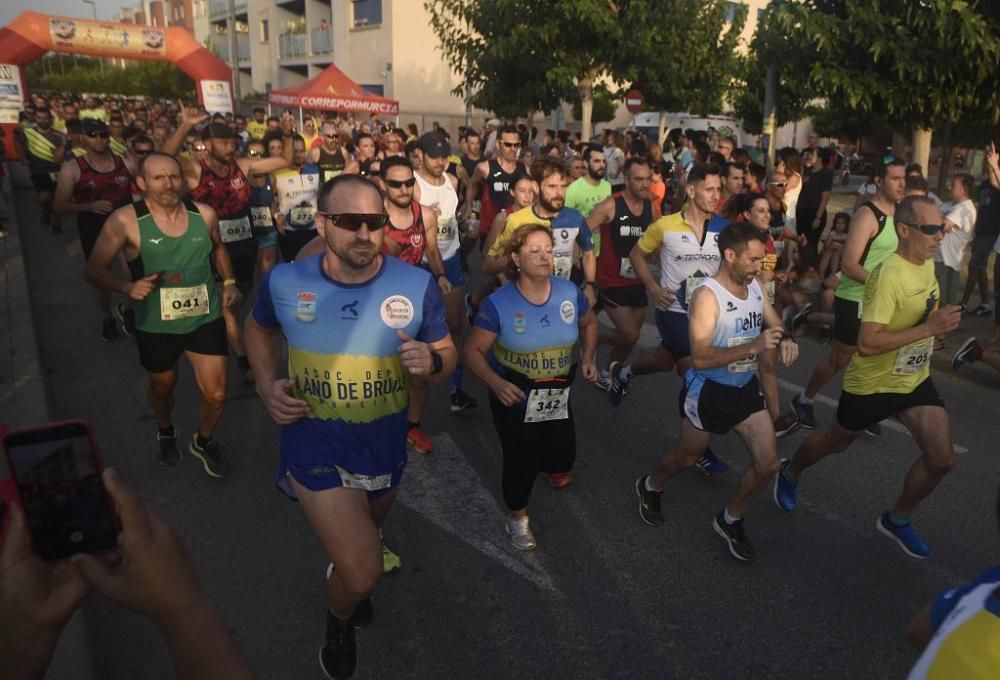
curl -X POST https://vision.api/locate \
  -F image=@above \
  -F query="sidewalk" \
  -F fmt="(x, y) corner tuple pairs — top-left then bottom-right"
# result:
(0, 162), (96, 680)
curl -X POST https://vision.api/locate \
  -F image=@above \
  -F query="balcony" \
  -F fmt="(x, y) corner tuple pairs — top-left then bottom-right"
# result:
(311, 28), (331, 54)
(215, 33), (250, 62)
(278, 33), (309, 59)
(209, 0), (246, 19)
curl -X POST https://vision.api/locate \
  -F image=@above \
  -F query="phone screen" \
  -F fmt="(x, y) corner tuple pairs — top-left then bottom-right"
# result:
(4, 422), (118, 560)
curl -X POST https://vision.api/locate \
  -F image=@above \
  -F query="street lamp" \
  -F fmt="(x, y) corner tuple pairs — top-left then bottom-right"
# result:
(81, 0), (105, 74)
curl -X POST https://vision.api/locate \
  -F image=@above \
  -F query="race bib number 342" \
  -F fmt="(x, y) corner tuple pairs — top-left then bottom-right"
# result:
(524, 387), (570, 423)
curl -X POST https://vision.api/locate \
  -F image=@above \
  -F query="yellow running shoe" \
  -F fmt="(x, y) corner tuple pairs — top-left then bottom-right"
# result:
(382, 543), (402, 574)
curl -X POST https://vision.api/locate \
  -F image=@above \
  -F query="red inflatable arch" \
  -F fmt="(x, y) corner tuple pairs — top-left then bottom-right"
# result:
(0, 11), (234, 159)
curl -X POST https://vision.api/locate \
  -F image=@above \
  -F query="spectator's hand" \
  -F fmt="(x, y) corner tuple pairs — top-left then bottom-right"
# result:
(0, 501), (90, 636)
(71, 469), (206, 624)
(126, 273), (158, 301)
(259, 378), (310, 425)
(987, 142), (999, 171)
(280, 112), (295, 133)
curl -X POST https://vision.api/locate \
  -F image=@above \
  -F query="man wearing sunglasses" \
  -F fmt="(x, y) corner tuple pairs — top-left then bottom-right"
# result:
(775, 196), (961, 559)
(466, 124), (528, 249)
(54, 118), (138, 342)
(244, 174), (456, 679)
(311, 121), (358, 183)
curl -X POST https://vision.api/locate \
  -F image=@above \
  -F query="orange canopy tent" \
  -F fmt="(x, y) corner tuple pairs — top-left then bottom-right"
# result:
(267, 64), (398, 116)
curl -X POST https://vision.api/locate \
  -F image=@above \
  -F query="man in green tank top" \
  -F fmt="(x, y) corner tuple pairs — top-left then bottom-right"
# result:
(788, 157), (906, 433)
(85, 152), (241, 477)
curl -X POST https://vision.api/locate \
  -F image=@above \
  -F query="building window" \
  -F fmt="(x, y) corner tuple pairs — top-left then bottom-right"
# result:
(725, 1), (740, 23)
(361, 83), (384, 96)
(353, 0), (382, 27)
(260, 19), (269, 42)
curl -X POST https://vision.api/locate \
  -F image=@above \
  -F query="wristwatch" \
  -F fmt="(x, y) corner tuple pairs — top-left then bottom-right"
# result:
(430, 351), (443, 375)
(583, 281), (596, 289)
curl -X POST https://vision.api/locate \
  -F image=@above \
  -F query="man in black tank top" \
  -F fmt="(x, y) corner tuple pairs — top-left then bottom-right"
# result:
(310, 121), (359, 181)
(465, 124), (527, 242)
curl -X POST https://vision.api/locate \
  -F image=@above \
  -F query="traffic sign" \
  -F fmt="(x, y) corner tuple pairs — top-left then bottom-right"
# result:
(625, 89), (644, 113)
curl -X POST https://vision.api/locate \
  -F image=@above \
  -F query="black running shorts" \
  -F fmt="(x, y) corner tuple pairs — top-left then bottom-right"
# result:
(597, 284), (648, 309)
(679, 374), (766, 435)
(135, 317), (228, 374)
(836, 377), (945, 432)
(833, 296), (861, 346)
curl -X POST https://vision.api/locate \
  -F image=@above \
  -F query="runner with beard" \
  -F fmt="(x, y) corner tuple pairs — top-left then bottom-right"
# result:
(311, 122), (359, 182)
(466, 124), (527, 250)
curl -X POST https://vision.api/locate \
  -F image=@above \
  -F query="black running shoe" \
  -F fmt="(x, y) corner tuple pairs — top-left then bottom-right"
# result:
(320, 612), (357, 680)
(635, 476), (664, 527)
(101, 317), (118, 342)
(865, 421), (882, 437)
(450, 388), (478, 412)
(352, 598), (373, 630)
(115, 302), (136, 337)
(712, 512), (756, 562)
(156, 428), (182, 466)
(189, 436), (231, 478)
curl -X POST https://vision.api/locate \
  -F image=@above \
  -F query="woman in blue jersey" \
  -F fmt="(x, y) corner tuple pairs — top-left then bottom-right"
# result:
(464, 224), (598, 550)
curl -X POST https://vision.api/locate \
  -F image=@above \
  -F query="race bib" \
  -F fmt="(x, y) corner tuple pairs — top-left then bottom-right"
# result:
(685, 274), (707, 304)
(335, 465), (392, 491)
(893, 338), (933, 375)
(619, 258), (637, 279)
(765, 280), (776, 305)
(554, 254), (572, 280)
(250, 206), (273, 228)
(290, 205), (315, 225)
(438, 219), (456, 241)
(322, 169), (342, 183)
(219, 217), (252, 244)
(524, 386), (570, 423)
(160, 284), (210, 321)
(727, 335), (758, 373)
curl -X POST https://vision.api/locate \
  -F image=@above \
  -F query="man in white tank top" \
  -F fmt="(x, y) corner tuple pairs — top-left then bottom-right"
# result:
(635, 222), (798, 562)
(407, 132), (477, 455)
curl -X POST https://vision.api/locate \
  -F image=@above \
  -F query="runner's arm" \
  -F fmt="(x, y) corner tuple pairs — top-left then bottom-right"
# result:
(463, 326), (512, 395)
(762, 293), (798, 365)
(245, 314), (285, 393)
(52, 133), (67, 165)
(584, 196), (611, 235)
(241, 134), (293, 176)
(161, 100), (209, 157)
(688, 287), (776, 369)
(482, 212), (513, 275)
(857, 275), (959, 356)
(422, 207), (448, 280)
(52, 160), (86, 215)
(986, 142), (1000, 190)
(84, 208), (140, 295)
(578, 308), (598, 379)
(839, 207), (877, 285)
(201, 204), (236, 283)
(463, 162), (486, 220)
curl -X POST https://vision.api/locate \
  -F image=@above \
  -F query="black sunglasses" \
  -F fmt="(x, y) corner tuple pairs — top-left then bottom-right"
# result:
(87, 131), (110, 139)
(501, 141), (521, 149)
(133, 147), (153, 155)
(900, 221), (945, 235)
(317, 212), (388, 231)
(385, 177), (416, 189)
(324, 133), (337, 139)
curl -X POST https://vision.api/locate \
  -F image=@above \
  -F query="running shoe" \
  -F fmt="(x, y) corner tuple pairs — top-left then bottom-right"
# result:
(188, 436), (231, 478)
(505, 515), (536, 551)
(450, 388), (478, 412)
(695, 448), (729, 476)
(952, 336), (982, 371)
(406, 426), (434, 454)
(593, 368), (612, 392)
(608, 361), (631, 407)
(382, 544), (402, 574)
(791, 393), (818, 430)
(465, 293), (479, 328)
(156, 428), (182, 466)
(772, 458), (797, 512)
(973, 304), (992, 317)
(544, 472), (573, 489)
(773, 414), (799, 439)
(319, 612), (357, 680)
(791, 303), (813, 333)
(635, 476), (664, 527)
(818, 325), (833, 345)
(115, 302), (136, 337)
(101, 317), (118, 343)
(865, 422), (882, 437)
(876, 512), (931, 559)
(712, 511), (756, 562)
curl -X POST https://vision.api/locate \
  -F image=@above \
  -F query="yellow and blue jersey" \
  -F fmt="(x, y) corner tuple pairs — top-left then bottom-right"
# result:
(908, 566), (1000, 679)
(252, 254), (448, 486)
(475, 278), (588, 391)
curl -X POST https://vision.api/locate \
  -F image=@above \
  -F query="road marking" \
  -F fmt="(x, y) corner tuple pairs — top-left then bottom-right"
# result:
(398, 433), (559, 593)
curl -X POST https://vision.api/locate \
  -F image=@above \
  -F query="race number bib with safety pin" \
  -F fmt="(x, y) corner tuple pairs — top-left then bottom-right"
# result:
(727, 336), (758, 373)
(686, 274), (707, 304)
(219, 217), (252, 244)
(335, 465), (391, 491)
(620, 258), (637, 279)
(893, 338), (933, 375)
(249, 206), (273, 228)
(765, 280), (776, 305)
(524, 387), (570, 423)
(160, 284), (210, 321)
(554, 254), (573, 280)
(290, 205), (315, 224)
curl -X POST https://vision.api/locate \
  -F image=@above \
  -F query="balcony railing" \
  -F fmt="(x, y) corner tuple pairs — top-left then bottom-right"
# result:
(215, 33), (250, 62)
(209, 0), (246, 18)
(311, 28), (332, 54)
(278, 33), (309, 59)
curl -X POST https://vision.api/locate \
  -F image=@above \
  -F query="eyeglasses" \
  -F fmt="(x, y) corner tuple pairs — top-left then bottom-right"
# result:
(907, 222), (946, 235)
(501, 142), (521, 149)
(317, 212), (389, 231)
(384, 177), (416, 189)
(768, 181), (788, 188)
(87, 131), (110, 139)
(324, 134), (337, 139)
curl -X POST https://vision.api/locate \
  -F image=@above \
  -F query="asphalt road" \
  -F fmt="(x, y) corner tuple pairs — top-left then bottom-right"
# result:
(11, 173), (1000, 680)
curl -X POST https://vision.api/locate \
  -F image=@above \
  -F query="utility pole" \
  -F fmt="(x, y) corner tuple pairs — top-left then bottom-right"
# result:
(227, 0), (241, 105)
(762, 64), (777, 170)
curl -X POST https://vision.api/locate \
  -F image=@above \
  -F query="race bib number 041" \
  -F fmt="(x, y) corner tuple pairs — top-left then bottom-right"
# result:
(160, 284), (210, 321)
(524, 387), (570, 423)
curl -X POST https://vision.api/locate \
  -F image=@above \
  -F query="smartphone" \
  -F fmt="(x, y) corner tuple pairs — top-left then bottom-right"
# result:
(2, 420), (119, 561)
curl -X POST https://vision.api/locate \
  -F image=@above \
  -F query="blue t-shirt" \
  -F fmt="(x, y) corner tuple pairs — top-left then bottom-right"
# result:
(252, 254), (448, 483)
(475, 278), (589, 401)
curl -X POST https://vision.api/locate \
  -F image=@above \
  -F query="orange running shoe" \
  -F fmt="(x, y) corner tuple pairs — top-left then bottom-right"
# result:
(545, 472), (573, 489)
(406, 426), (434, 454)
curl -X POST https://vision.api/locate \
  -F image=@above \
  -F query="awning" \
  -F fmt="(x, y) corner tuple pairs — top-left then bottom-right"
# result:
(267, 63), (398, 116)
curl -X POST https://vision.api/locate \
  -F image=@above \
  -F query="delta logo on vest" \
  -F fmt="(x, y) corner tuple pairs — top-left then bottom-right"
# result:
(296, 292), (318, 323)
(733, 310), (764, 334)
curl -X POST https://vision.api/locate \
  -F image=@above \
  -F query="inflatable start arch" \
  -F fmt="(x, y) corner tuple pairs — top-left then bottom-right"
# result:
(0, 11), (234, 158)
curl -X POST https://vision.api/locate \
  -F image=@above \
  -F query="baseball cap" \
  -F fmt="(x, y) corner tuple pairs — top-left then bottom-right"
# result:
(486, 118), (500, 127)
(201, 122), (236, 140)
(418, 131), (450, 159)
(81, 118), (108, 135)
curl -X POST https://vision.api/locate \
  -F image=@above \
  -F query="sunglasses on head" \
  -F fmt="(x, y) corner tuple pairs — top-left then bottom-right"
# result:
(317, 212), (389, 231)
(87, 131), (110, 139)
(385, 177), (416, 189)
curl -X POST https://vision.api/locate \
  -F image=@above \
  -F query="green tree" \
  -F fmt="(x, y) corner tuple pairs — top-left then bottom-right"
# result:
(571, 84), (617, 127)
(26, 56), (195, 100)
(771, 0), (1000, 172)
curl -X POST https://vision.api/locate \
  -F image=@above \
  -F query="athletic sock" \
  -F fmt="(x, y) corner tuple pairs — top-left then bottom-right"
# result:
(195, 433), (212, 448)
(723, 507), (741, 525)
(887, 511), (910, 527)
(158, 425), (175, 438)
(798, 393), (814, 405)
(644, 476), (661, 493)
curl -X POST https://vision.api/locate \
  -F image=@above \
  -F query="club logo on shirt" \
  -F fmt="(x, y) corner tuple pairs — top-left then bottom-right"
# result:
(540, 314), (550, 327)
(560, 300), (575, 324)
(231, 175), (245, 189)
(380, 295), (414, 328)
(726, 301), (738, 312)
(513, 311), (526, 334)
(340, 300), (359, 319)
(296, 292), (318, 323)
(115, 175), (128, 186)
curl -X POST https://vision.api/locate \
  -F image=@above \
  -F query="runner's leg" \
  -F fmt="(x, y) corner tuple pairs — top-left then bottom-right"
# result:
(147, 368), (178, 430)
(186, 351), (227, 439)
(892, 405), (956, 517)
(648, 418), (712, 489)
(785, 421), (860, 478)
(727, 410), (780, 518)
(602, 304), (642, 364)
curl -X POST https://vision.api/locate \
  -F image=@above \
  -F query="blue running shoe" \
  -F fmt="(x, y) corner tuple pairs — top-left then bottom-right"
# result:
(791, 393), (818, 430)
(952, 336), (981, 371)
(608, 361), (631, 407)
(876, 513), (931, 559)
(695, 448), (729, 476)
(773, 458), (798, 512)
